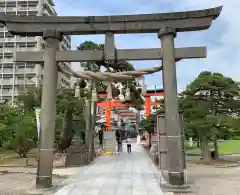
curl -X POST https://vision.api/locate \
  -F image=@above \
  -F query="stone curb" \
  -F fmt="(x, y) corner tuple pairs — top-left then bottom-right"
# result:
(213, 163), (239, 168)
(141, 145), (174, 195)
(142, 144), (196, 194)
(0, 170), (69, 178)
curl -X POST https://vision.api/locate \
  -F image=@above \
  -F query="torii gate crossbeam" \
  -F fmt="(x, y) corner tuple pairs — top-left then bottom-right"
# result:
(14, 47), (207, 62)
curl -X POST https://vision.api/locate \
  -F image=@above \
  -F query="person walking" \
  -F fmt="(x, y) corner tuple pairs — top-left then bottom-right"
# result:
(126, 137), (132, 154)
(117, 138), (122, 153)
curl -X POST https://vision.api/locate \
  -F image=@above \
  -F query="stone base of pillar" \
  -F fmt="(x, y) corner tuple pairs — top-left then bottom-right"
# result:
(161, 171), (193, 194)
(168, 171), (185, 186)
(36, 176), (52, 189)
(160, 183), (193, 193)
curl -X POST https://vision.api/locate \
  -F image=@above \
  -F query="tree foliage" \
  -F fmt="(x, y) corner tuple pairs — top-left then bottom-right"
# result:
(0, 104), (37, 157)
(18, 87), (42, 111)
(180, 71), (240, 162)
(17, 86), (86, 152)
(77, 40), (144, 110)
(139, 116), (155, 134)
(56, 88), (85, 151)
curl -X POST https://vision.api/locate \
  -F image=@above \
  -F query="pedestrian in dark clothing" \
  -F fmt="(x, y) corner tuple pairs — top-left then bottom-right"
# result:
(126, 137), (131, 154)
(99, 130), (103, 146)
(117, 139), (122, 153)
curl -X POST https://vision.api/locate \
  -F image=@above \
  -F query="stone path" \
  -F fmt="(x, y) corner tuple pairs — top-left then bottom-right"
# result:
(54, 142), (167, 195)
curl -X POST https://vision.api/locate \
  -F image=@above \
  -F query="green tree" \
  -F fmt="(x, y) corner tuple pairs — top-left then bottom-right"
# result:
(181, 71), (240, 162)
(18, 87), (42, 111)
(77, 41), (144, 109)
(18, 87), (86, 151)
(3, 112), (37, 157)
(0, 104), (37, 157)
(139, 112), (158, 146)
(56, 88), (85, 151)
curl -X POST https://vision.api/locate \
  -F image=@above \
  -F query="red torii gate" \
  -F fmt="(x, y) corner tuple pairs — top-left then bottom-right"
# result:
(96, 92), (134, 131)
(144, 89), (164, 117)
(96, 89), (164, 131)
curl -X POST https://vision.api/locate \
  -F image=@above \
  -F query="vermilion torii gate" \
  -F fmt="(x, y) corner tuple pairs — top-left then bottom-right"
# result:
(97, 89), (164, 131)
(97, 92), (135, 131)
(0, 5), (222, 188)
(145, 89), (164, 117)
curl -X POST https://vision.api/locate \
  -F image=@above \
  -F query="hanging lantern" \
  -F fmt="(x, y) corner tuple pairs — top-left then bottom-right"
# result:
(141, 77), (147, 96)
(75, 85), (80, 98)
(119, 94), (125, 101)
(125, 88), (131, 101)
(92, 88), (98, 102)
(106, 83), (113, 100)
(135, 76), (142, 90)
(141, 85), (147, 96)
(118, 83), (125, 101)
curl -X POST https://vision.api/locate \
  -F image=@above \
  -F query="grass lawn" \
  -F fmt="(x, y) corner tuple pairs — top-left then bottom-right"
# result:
(0, 147), (37, 160)
(185, 140), (240, 155)
(0, 147), (17, 158)
(0, 147), (38, 166)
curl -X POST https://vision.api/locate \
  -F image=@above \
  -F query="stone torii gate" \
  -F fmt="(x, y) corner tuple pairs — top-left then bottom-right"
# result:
(0, 5), (222, 188)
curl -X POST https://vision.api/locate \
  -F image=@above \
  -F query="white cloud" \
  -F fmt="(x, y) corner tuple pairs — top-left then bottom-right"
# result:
(176, 0), (240, 83)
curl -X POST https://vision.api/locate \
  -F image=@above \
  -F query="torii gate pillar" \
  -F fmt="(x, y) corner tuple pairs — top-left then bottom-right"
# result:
(145, 96), (151, 117)
(36, 30), (61, 188)
(158, 27), (185, 185)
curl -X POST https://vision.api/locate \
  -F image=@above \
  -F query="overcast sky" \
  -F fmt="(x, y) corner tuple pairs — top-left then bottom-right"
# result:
(54, 0), (239, 91)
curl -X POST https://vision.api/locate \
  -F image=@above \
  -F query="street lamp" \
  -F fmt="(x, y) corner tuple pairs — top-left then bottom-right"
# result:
(91, 88), (98, 102)
(74, 85), (80, 98)
(125, 88), (131, 101)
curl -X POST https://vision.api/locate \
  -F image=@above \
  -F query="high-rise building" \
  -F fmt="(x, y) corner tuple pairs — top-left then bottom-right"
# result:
(0, 0), (71, 102)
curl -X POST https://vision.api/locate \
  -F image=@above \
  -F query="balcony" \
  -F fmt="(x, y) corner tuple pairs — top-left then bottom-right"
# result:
(15, 80), (25, 85)
(0, 48), (14, 53)
(17, 7), (38, 12)
(0, 47), (38, 52)
(0, 36), (37, 43)
(1, 59), (14, 64)
(18, 0), (39, 2)
(17, 7), (28, 12)
(17, 47), (38, 51)
(16, 37), (36, 42)
(15, 68), (35, 74)
(2, 68), (14, 74)
(2, 91), (19, 97)
(0, 37), (15, 42)
(7, 7), (17, 12)
(0, 79), (13, 85)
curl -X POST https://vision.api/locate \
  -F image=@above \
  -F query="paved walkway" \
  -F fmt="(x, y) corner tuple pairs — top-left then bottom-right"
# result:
(54, 142), (167, 195)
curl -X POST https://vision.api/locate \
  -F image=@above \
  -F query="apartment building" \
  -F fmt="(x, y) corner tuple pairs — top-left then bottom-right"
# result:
(0, 0), (71, 102)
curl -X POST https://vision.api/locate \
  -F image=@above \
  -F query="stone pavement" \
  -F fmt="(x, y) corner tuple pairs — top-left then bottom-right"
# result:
(54, 142), (168, 195)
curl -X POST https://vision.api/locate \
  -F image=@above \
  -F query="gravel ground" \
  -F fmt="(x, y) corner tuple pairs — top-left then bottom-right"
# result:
(183, 164), (240, 195)
(0, 172), (65, 195)
(162, 164), (240, 195)
(144, 144), (240, 195)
